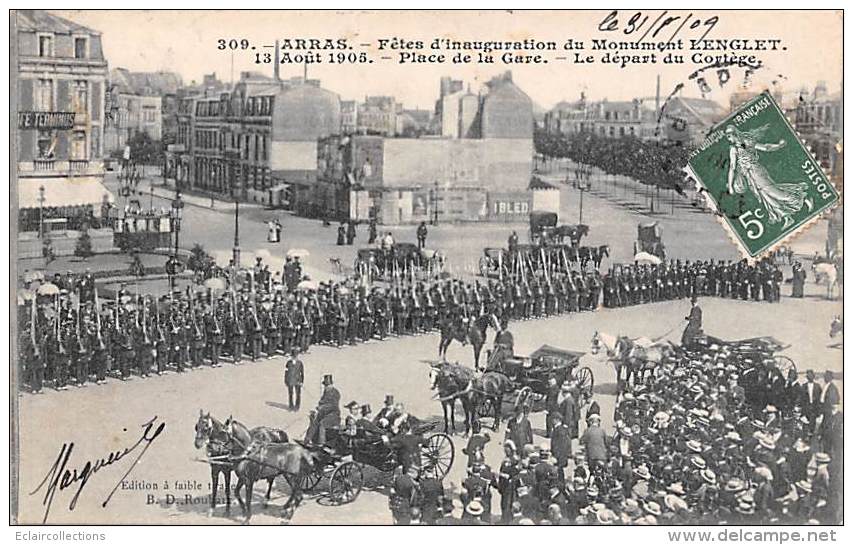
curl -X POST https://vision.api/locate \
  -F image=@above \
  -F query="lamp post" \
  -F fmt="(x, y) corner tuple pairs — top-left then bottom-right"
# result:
(171, 190), (184, 257)
(38, 185), (46, 239)
(232, 197), (241, 267)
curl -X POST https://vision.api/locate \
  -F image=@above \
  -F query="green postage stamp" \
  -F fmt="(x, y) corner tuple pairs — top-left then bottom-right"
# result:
(687, 91), (840, 258)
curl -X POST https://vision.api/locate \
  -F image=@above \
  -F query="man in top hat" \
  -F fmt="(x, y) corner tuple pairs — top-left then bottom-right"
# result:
(681, 295), (702, 346)
(819, 370), (840, 436)
(550, 412), (573, 482)
(306, 374), (340, 445)
(505, 402), (534, 450)
(284, 348), (304, 410)
(375, 394), (397, 429)
(356, 404), (385, 441)
(800, 370), (823, 435)
(558, 382), (580, 440)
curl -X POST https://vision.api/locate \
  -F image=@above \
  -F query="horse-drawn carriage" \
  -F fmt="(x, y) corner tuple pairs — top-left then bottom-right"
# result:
(528, 211), (590, 247)
(529, 211), (558, 243)
(634, 222), (666, 261)
(478, 344), (594, 418)
(685, 334), (796, 377)
(354, 243), (444, 279)
(298, 420), (455, 505)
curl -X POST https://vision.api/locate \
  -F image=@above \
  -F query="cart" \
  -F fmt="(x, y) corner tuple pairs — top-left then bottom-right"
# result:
(634, 222), (666, 260)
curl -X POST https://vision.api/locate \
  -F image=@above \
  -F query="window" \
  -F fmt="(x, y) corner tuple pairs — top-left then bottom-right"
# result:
(74, 37), (88, 59)
(72, 81), (88, 114)
(38, 34), (53, 57)
(35, 79), (53, 111)
(143, 106), (157, 123)
(262, 135), (267, 161)
(254, 134), (259, 161)
(70, 130), (87, 160)
(37, 130), (56, 159)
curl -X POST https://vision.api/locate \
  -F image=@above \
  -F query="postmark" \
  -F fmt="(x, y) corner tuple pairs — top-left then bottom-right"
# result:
(686, 91), (839, 258)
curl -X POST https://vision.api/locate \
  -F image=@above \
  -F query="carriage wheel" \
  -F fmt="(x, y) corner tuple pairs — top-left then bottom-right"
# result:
(300, 467), (323, 492)
(774, 355), (797, 378)
(328, 461), (363, 505)
(420, 433), (455, 480)
(477, 397), (494, 419)
(574, 366), (595, 401)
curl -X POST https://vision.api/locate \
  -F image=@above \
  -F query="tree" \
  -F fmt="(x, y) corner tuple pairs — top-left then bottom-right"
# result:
(127, 131), (164, 166)
(187, 243), (215, 277)
(75, 229), (94, 260)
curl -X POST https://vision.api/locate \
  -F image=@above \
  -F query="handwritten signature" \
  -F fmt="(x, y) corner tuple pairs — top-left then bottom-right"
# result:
(30, 416), (166, 523)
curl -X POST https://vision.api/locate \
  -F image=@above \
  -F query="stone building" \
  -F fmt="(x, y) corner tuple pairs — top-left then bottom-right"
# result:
(14, 9), (113, 248)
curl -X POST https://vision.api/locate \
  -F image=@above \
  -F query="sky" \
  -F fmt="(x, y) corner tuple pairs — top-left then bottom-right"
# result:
(52, 10), (842, 110)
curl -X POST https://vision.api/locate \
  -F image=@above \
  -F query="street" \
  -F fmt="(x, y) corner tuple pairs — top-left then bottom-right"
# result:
(16, 172), (842, 524)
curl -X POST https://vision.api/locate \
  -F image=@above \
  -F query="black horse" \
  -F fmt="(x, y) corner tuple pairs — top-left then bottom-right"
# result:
(429, 361), (476, 435)
(233, 439), (316, 523)
(437, 312), (499, 370)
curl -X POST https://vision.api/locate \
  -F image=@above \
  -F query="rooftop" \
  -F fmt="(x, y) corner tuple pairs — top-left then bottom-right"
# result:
(16, 10), (100, 35)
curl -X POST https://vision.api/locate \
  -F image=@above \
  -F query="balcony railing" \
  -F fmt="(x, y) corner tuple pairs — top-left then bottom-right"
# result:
(69, 159), (90, 171)
(33, 159), (55, 171)
(19, 160), (105, 176)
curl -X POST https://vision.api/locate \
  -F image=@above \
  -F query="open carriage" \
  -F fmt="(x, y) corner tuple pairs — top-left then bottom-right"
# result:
(354, 243), (444, 280)
(479, 344), (594, 418)
(298, 421), (454, 505)
(685, 334), (796, 377)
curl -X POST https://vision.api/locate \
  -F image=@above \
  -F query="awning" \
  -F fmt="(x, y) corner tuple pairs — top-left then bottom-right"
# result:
(18, 177), (114, 209)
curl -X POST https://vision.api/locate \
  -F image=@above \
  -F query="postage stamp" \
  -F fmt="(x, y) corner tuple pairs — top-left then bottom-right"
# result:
(687, 91), (840, 257)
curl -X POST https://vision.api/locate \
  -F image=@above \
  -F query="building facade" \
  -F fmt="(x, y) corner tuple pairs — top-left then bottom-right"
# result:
(170, 72), (340, 211)
(103, 68), (182, 155)
(15, 9), (112, 233)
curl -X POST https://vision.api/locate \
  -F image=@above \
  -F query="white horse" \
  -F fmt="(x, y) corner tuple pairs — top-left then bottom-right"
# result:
(590, 331), (674, 387)
(812, 262), (840, 300)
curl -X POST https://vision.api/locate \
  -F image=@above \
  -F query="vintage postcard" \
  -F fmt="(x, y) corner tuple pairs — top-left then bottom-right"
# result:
(9, 8), (843, 531)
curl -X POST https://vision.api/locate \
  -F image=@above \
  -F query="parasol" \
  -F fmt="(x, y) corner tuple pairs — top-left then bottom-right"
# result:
(287, 248), (310, 258)
(337, 286), (351, 295)
(634, 251), (662, 265)
(23, 270), (45, 283)
(204, 277), (227, 291)
(297, 280), (318, 291)
(36, 282), (60, 296)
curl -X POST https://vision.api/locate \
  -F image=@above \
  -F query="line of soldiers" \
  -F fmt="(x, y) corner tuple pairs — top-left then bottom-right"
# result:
(603, 258), (784, 308)
(17, 254), (779, 393)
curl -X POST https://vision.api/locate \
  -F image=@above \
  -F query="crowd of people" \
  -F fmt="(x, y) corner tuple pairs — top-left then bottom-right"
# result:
(379, 341), (842, 525)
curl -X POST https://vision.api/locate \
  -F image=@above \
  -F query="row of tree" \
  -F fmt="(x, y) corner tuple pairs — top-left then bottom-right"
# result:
(534, 130), (693, 196)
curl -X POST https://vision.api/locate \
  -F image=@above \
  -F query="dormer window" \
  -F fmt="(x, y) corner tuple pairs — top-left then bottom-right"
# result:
(38, 34), (54, 57)
(74, 36), (88, 59)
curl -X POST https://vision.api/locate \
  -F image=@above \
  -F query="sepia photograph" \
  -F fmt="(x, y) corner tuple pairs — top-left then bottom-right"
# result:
(8, 8), (844, 532)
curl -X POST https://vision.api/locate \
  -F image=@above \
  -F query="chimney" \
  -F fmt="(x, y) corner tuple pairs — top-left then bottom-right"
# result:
(273, 40), (280, 82)
(655, 74), (661, 117)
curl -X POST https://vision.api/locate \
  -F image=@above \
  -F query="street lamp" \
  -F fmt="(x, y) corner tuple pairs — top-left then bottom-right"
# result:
(171, 190), (184, 257)
(38, 185), (46, 239)
(232, 197), (241, 267)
